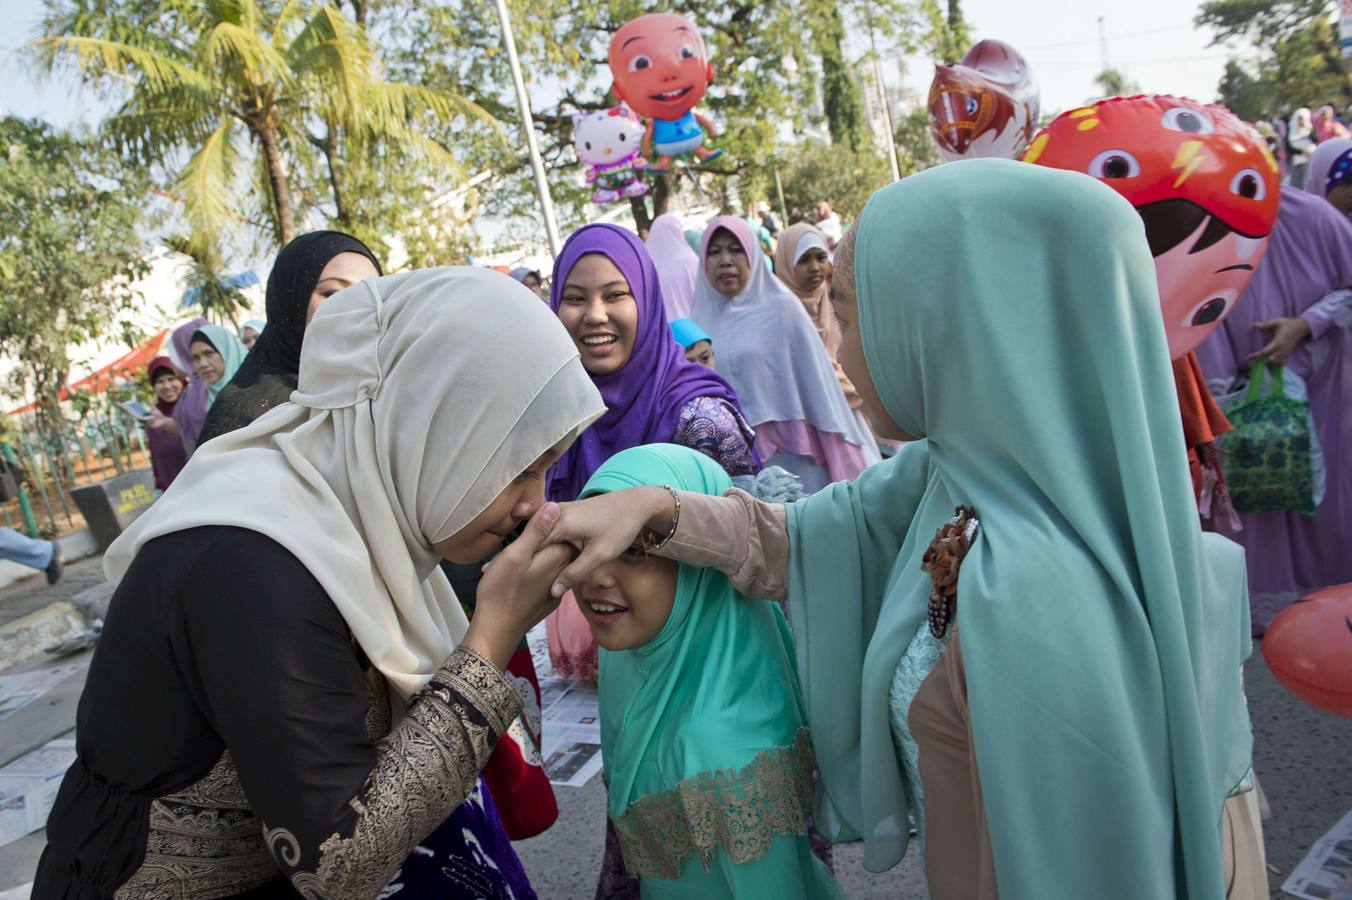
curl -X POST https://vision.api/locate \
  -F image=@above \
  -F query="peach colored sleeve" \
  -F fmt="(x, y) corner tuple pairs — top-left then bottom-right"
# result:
(656, 488), (789, 600)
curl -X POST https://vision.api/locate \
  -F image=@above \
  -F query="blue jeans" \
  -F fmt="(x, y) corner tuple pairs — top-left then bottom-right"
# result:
(0, 527), (55, 571)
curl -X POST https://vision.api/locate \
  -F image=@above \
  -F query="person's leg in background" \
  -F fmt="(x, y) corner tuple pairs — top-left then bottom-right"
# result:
(0, 527), (62, 584)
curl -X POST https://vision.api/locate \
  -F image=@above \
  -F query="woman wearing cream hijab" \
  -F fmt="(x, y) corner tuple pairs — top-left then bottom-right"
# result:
(34, 268), (604, 899)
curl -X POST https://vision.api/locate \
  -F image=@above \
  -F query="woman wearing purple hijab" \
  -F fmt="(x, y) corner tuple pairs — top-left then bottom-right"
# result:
(1196, 185), (1352, 633)
(543, 223), (757, 683)
(168, 317), (210, 453)
(548, 223), (757, 501)
(547, 221), (762, 899)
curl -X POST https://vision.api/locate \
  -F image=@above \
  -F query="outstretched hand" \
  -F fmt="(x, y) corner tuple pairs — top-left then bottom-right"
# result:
(533, 486), (677, 600)
(462, 503), (574, 669)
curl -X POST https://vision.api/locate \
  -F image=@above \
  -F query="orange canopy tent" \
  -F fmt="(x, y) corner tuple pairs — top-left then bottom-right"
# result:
(5, 329), (170, 416)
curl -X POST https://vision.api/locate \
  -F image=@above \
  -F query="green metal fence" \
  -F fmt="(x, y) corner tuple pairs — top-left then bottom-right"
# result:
(2, 410), (150, 538)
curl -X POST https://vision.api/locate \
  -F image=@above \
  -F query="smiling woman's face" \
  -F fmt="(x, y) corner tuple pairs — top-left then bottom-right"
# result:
(576, 549), (678, 650)
(556, 253), (640, 376)
(431, 439), (570, 564)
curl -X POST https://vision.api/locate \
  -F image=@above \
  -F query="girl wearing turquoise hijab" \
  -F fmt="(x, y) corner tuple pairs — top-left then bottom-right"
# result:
(188, 324), (248, 410)
(544, 159), (1258, 898)
(575, 443), (842, 900)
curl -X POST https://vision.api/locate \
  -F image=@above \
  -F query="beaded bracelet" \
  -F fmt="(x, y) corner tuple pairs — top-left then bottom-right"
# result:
(642, 484), (681, 552)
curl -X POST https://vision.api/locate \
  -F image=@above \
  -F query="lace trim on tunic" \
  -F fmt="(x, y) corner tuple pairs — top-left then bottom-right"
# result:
(887, 622), (948, 859)
(611, 727), (815, 879)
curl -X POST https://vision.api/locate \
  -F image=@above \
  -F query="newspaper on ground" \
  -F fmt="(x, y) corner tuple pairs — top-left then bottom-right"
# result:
(1284, 807), (1352, 899)
(0, 738), (77, 848)
(539, 677), (603, 788)
(527, 622), (605, 788)
(0, 663), (88, 722)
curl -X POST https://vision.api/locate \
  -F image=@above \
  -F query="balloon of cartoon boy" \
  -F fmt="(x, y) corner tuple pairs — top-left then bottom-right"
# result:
(608, 13), (721, 172)
(1025, 95), (1279, 359)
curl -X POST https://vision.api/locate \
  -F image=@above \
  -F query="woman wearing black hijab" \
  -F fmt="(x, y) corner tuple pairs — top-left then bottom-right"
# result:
(197, 230), (382, 443)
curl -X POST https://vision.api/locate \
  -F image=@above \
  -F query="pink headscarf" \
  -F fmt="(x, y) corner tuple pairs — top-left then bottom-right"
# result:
(644, 215), (699, 320)
(1315, 106), (1350, 143)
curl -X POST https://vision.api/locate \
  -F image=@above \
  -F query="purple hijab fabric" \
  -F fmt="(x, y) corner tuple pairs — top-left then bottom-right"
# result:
(1196, 185), (1352, 629)
(547, 223), (744, 501)
(169, 318), (210, 448)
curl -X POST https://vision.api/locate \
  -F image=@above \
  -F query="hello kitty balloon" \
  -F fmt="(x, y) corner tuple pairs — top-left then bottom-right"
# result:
(574, 106), (649, 206)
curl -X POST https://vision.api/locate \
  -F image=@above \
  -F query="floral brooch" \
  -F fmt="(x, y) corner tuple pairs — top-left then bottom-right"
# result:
(921, 505), (980, 640)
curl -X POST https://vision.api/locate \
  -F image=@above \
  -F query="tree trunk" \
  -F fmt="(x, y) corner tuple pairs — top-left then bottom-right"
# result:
(257, 121), (296, 244)
(628, 173), (671, 238)
(31, 362), (66, 442)
(316, 128), (350, 225)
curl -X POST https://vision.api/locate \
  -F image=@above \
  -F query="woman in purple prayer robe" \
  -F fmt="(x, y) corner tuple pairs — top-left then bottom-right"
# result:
(1196, 184), (1352, 633)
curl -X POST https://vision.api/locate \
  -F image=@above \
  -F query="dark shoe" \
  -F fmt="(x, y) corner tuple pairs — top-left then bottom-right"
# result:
(45, 545), (63, 585)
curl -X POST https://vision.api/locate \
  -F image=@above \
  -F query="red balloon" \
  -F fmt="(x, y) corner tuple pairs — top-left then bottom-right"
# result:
(1024, 96), (1280, 359)
(1262, 583), (1352, 718)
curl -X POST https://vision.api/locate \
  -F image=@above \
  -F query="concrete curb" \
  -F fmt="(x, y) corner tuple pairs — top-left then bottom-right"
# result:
(0, 601), (86, 674)
(0, 529), (98, 593)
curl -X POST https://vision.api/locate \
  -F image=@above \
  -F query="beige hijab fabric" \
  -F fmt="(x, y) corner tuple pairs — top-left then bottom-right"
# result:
(774, 222), (861, 410)
(105, 268), (605, 698)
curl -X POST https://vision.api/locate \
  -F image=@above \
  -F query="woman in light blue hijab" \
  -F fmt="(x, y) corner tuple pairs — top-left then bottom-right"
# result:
(544, 159), (1256, 898)
(238, 318), (266, 350)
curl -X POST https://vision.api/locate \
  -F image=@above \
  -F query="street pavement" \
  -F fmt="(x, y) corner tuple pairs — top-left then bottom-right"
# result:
(0, 559), (1347, 899)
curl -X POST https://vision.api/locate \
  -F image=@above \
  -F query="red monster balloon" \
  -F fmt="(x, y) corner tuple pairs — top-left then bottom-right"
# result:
(608, 13), (721, 172)
(929, 40), (1040, 161)
(1024, 96), (1280, 359)
(1262, 583), (1352, 718)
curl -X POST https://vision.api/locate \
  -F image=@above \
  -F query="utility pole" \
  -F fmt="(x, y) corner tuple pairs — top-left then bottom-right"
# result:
(863, 0), (902, 181)
(774, 169), (789, 224)
(493, 0), (562, 256)
(1098, 16), (1110, 73)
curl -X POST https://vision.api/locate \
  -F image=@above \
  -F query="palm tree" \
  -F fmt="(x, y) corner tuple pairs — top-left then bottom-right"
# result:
(36, 0), (494, 252)
(1093, 67), (1141, 99)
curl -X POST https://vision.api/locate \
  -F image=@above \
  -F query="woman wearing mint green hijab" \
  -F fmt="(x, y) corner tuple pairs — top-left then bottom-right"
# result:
(578, 443), (841, 899)
(544, 159), (1257, 898)
(187, 324), (248, 411)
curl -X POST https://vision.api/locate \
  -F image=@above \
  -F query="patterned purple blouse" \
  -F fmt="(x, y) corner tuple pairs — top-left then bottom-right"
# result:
(673, 396), (760, 477)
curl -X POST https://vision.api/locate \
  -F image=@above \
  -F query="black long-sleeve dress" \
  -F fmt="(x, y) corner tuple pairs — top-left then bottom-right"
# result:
(34, 525), (528, 899)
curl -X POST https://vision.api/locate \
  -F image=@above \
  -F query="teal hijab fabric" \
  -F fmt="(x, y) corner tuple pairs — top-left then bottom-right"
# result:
(583, 444), (841, 899)
(787, 158), (1253, 897)
(239, 319), (267, 341)
(192, 324), (249, 409)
